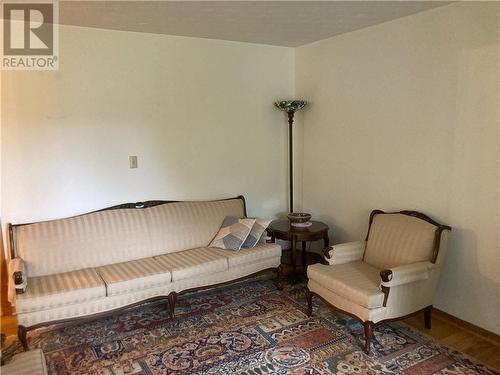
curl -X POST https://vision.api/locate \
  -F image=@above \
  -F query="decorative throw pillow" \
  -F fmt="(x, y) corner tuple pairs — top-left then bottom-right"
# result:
(242, 218), (272, 248)
(209, 216), (256, 251)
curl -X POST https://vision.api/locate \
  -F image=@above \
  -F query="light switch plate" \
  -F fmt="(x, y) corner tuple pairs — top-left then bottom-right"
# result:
(129, 156), (138, 168)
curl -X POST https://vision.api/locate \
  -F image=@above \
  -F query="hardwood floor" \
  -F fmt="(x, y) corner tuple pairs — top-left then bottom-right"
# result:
(2, 310), (499, 371)
(404, 310), (500, 371)
(1, 315), (17, 337)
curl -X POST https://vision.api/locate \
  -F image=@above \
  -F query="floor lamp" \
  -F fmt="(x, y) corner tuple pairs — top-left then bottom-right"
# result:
(274, 100), (307, 213)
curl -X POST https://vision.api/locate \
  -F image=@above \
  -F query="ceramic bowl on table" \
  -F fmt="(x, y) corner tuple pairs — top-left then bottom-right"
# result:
(287, 213), (312, 228)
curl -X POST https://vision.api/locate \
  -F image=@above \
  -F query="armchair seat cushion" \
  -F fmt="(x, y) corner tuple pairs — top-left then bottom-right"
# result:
(154, 247), (228, 281)
(213, 243), (281, 267)
(16, 268), (106, 313)
(96, 257), (172, 297)
(307, 261), (385, 309)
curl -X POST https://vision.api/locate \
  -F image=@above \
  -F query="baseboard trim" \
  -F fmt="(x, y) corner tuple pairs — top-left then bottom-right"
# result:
(433, 308), (500, 346)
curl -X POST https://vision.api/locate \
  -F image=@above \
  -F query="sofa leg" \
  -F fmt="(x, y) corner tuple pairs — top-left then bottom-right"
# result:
(168, 292), (177, 319)
(18, 325), (28, 351)
(424, 305), (432, 329)
(276, 265), (284, 290)
(363, 321), (374, 354)
(306, 288), (313, 317)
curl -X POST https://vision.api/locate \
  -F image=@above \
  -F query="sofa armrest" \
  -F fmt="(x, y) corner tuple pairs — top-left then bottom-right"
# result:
(8, 258), (27, 303)
(324, 241), (366, 265)
(380, 261), (432, 287)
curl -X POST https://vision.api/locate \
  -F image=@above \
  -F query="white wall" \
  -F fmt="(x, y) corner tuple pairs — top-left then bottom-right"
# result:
(3, 3), (499, 333)
(296, 2), (500, 334)
(1, 25), (294, 225)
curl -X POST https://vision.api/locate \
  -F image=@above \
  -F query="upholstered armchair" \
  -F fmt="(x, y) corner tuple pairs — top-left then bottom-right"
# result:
(306, 210), (451, 354)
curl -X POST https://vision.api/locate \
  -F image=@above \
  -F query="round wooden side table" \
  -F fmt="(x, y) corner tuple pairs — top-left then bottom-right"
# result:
(268, 220), (329, 282)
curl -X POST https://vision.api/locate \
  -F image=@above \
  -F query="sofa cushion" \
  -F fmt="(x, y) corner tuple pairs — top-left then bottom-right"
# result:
(209, 217), (256, 251)
(13, 209), (152, 277)
(214, 243), (281, 268)
(13, 197), (246, 277)
(96, 257), (171, 297)
(307, 261), (385, 309)
(154, 247), (228, 281)
(147, 198), (245, 255)
(364, 213), (437, 270)
(242, 219), (272, 248)
(16, 268), (106, 313)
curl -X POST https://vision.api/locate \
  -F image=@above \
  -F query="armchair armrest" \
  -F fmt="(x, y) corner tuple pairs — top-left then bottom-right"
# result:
(380, 261), (432, 287)
(324, 241), (366, 265)
(8, 258), (27, 303)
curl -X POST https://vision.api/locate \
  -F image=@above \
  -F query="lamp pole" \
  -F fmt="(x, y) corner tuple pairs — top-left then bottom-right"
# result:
(288, 111), (295, 213)
(274, 100), (307, 214)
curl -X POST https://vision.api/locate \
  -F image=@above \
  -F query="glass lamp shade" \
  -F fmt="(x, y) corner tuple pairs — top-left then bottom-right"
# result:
(274, 100), (307, 113)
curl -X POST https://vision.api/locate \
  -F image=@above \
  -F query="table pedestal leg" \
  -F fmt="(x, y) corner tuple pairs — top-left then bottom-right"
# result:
(291, 235), (297, 282)
(301, 241), (307, 268)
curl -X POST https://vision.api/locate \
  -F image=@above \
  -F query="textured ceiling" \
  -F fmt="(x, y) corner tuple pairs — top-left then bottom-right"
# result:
(58, 1), (451, 47)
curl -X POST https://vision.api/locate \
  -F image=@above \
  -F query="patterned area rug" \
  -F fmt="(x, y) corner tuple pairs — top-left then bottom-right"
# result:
(5, 279), (498, 374)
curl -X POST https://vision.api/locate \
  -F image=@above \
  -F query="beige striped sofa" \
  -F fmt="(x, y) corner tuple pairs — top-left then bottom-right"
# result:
(7, 196), (282, 350)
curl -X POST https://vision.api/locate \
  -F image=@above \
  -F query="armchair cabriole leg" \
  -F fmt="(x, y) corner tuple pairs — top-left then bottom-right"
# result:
(306, 288), (313, 316)
(424, 305), (432, 329)
(168, 291), (177, 319)
(276, 265), (284, 290)
(18, 325), (28, 351)
(363, 321), (374, 354)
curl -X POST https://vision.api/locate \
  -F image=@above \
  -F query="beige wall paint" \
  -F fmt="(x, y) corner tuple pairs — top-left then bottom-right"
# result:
(2, 3), (499, 333)
(296, 2), (500, 333)
(1, 25), (293, 225)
